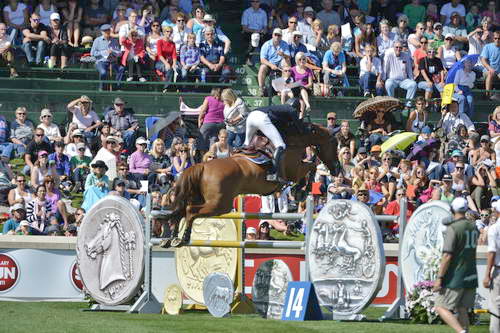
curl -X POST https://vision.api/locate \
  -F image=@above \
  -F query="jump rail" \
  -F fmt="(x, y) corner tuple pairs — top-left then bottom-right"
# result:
(149, 238), (304, 249)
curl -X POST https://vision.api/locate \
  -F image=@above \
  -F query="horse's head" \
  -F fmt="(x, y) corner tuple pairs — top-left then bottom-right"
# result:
(297, 123), (338, 173)
(85, 222), (112, 259)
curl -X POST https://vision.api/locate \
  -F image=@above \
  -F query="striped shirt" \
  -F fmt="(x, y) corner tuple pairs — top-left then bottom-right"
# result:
(180, 44), (200, 66)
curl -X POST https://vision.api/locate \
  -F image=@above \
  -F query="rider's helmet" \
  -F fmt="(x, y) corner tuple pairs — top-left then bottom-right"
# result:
(285, 98), (300, 111)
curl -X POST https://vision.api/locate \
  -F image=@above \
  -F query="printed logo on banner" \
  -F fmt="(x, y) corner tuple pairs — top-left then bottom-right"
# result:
(70, 261), (83, 291)
(0, 253), (20, 292)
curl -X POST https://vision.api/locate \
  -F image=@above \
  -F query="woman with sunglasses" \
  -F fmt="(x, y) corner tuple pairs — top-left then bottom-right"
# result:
(111, 5), (128, 38)
(146, 20), (162, 60)
(129, 137), (152, 180)
(37, 108), (62, 144)
(472, 162), (498, 210)
(26, 184), (52, 234)
(416, 43), (445, 104)
(121, 29), (147, 82)
(338, 147), (355, 178)
(391, 15), (409, 50)
(148, 138), (172, 189)
(376, 19), (396, 61)
(409, 165), (429, 203)
(173, 12), (190, 53)
(437, 34), (461, 71)
(187, 5), (204, 35)
(31, 150), (59, 187)
(8, 174), (33, 206)
(43, 175), (71, 228)
(171, 143), (192, 179)
(406, 96), (428, 133)
(156, 25), (177, 92)
(138, 3), (156, 33)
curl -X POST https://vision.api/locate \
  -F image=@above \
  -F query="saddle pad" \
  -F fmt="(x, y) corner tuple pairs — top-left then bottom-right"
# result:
(236, 153), (272, 165)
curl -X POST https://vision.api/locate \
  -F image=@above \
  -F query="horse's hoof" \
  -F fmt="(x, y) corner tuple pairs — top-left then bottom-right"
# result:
(159, 239), (172, 248)
(171, 238), (183, 247)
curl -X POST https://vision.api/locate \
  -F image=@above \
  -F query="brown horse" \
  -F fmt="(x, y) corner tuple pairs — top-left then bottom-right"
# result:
(163, 123), (338, 247)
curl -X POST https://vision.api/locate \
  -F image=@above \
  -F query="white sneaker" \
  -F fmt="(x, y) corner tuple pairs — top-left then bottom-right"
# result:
(126, 77), (133, 82)
(364, 91), (370, 97)
(139, 77), (146, 82)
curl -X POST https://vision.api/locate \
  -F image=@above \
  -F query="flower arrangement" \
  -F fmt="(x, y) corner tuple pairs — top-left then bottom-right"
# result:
(406, 280), (442, 324)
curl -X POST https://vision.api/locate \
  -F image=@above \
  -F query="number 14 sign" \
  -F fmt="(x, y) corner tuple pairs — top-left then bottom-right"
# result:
(281, 282), (323, 321)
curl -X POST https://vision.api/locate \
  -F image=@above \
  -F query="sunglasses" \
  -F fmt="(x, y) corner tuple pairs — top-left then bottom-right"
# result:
(119, 168), (127, 171)
(445, 38), (453, 41)
(17, 179), (25, 182)
(327, 117), (336, 120)
(394, 46), (402, 49)
(45, 180), (54, 183)
(383, 158), (391, 161)
(358, 193), (368, 197)
(455, 166), (464, 170)
(343, 151), (350, 154)
(289, 21), (297, 24)
(177, 19), (184, 22)
(427, 51), (435, 54)
(42, 115), (52, 118)
(434, 27), (442, 30)
(17, 112), (26, 115)
(283, 69), (291, 72)
(31, 18), (40, 22)
(40, 154), (48, 157)
(181, 150), (188, 152)
(115, 103), (124, 106)
(152, 24), (160, 27)
(420, 41), (428, 44)
(481, 214), (490, 217)
(78, 148), (85, 151)
(36, 134), (44, 137)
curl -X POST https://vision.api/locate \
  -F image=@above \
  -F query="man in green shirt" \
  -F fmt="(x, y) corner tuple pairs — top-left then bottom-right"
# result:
(403, 0), (426, 30)
(70, 142), (92, 191)
(434, 197), (478, 333)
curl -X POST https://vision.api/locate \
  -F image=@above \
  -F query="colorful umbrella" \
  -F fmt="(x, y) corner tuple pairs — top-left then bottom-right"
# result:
(445, 54), (480, 84)
(353, 96), (403, 119)
(381, 132), (418, 154)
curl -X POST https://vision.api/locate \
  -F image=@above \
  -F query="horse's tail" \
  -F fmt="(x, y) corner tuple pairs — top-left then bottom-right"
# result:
(171, 163), (204, 220)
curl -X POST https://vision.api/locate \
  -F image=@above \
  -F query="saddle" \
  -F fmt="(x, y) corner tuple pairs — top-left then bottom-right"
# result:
(233, 133), (276, 165)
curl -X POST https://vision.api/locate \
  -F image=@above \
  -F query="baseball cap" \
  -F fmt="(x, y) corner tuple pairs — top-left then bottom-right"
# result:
(451, 11), (460, 17)
(76, 142), (86, 150)
(445, 33), (454, 39)
(442, 174), (453, 182)
(203, 14), (215, 22)
(113, 97), (125, 105)
(72, 129), (84, 137)
(259, 220), (270, 228)
(398, 14), (408, 22)
(304, 6), (314, 12)
(292, 31), (303, 36)
(422, 126), (432, 134)
(247, 227), (257, 235)
(106, 136), (119, 143)
(273, 28), (282, 35)
(480, 135), (490, 142)
(451, 197), (468, 213)
(136, 137), (148, 145)
(38, 150), (48, 157)
(115, 179), (126, 186)
(40, 108), (52, 118)
(10, 203), (25, 213)
(100, 24), (112, 31)
(358, 147), (367, 154)
(371, 145), (382, 152)
(50, 12), (60, 21)
(433, 22), (442, 29)
(451, 149), (464, 157)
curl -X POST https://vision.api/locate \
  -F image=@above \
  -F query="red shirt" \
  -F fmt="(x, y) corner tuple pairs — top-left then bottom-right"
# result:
(156, 39), (177, 62)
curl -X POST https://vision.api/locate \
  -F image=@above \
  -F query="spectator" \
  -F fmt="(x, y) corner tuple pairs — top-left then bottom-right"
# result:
(440, 0), (465, 26)
(408, 22), (425, 56)
(112, 161), (144, 206)
(10, 106), (34, 158)
(148, 138), (172, 190)
(73, 207), (85, 230)
(4, 0), (28, 44)
(438, 34), (461, 71)
(367, 110), (392, 147)
(199, 27), (230, 83)
(326, 111), (340, 135)
(24, 128), (52, 175)
(2, 203), (26, 235)
(160, 5), (179, 28)
(467, 24), (486, 56)
(440, 100), (475, 136)
(430, 22), (445, 51)
(221, 88), (248, 149)
(453, 59), (476, 118)
(325, 24), (341, 46)
(146, 20), (161, 60)
(292, 51), (313, 114)
(138, 3), (156, 33)
(424, 18), (436, 40)
(82, 160), (110, 211)
(179, 33), (201, 82)
(384, 188), (415, 225)
(26, 184), (52, 234)
(417, 46), (445, 103)
(121, 29), (147, 82)
(471, 135), (496, 166)
(490, 106), (500, 139)
(104, 97), (138, 151)
(129, 137), (151, 180)
(31, 150), (59, 187)
(83, 0), (109, 38)
(359, 44), (384, 97)
(48, 141), (70, 178)
(37, 108), (62, 144)
(8, 174), (32, 206)
(282, 15), (299, 44)
(70, 142), (91, 192)
(92, 135), (119, 179)
(195, 14), (230, 55)
(22, 13), (50, 65)
(377, 19), (396, 60)
(67, 95), (102, 139)
(118, 10), (144, 40)
(403, 0), (425, 31)
(209, 128), (231, 159)
(406, 96), (428, 132)
(327, 172), (354, 200)
(197, 87), (225, 150)
(317, 0), (341, 31)
(482, 1), (499, 27)
(465, 4), (481, 33)
(354, 23), (376, 59)
(90, 24), (123, 91)
(61, 0), (82, 47)
(156, 25), (177, 92)
(256, 220), (274, 240)
(172, 12), (190, 53)
(241, 0), (267, 65)
(335, 120), (355, 156)
(171, 143), (192, 179)
(277, 65), (296, 104)
(298, 7), (315, 41)
(472, 161), (497, 210)
(257, 28), (290, 96)
(0, 22), (18, 78)
(187, 6), (205, 36)
(246, 227), (257, 240)
(481, 30), (500, 101)
(322, 42), (348, 97)
(44, 175), (70, 227)
(111, 5), (128, 38)
(47, 13), (69, 69)
(443, 12), (468, 50)
(392, 15), (409, 50)
(383, 42), (417, 108)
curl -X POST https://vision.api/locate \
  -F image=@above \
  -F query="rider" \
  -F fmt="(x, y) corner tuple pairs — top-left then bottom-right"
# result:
(243, 98), (302, 182)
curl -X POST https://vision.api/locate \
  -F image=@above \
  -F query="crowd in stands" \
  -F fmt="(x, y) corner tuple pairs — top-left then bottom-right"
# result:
(0, 0), (499, 241)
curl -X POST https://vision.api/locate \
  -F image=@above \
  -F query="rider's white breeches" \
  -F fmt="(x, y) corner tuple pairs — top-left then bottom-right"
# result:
(244, 111), (286, 149)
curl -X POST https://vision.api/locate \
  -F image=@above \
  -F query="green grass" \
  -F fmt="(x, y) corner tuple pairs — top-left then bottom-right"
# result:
(0, 302), (490, 333)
